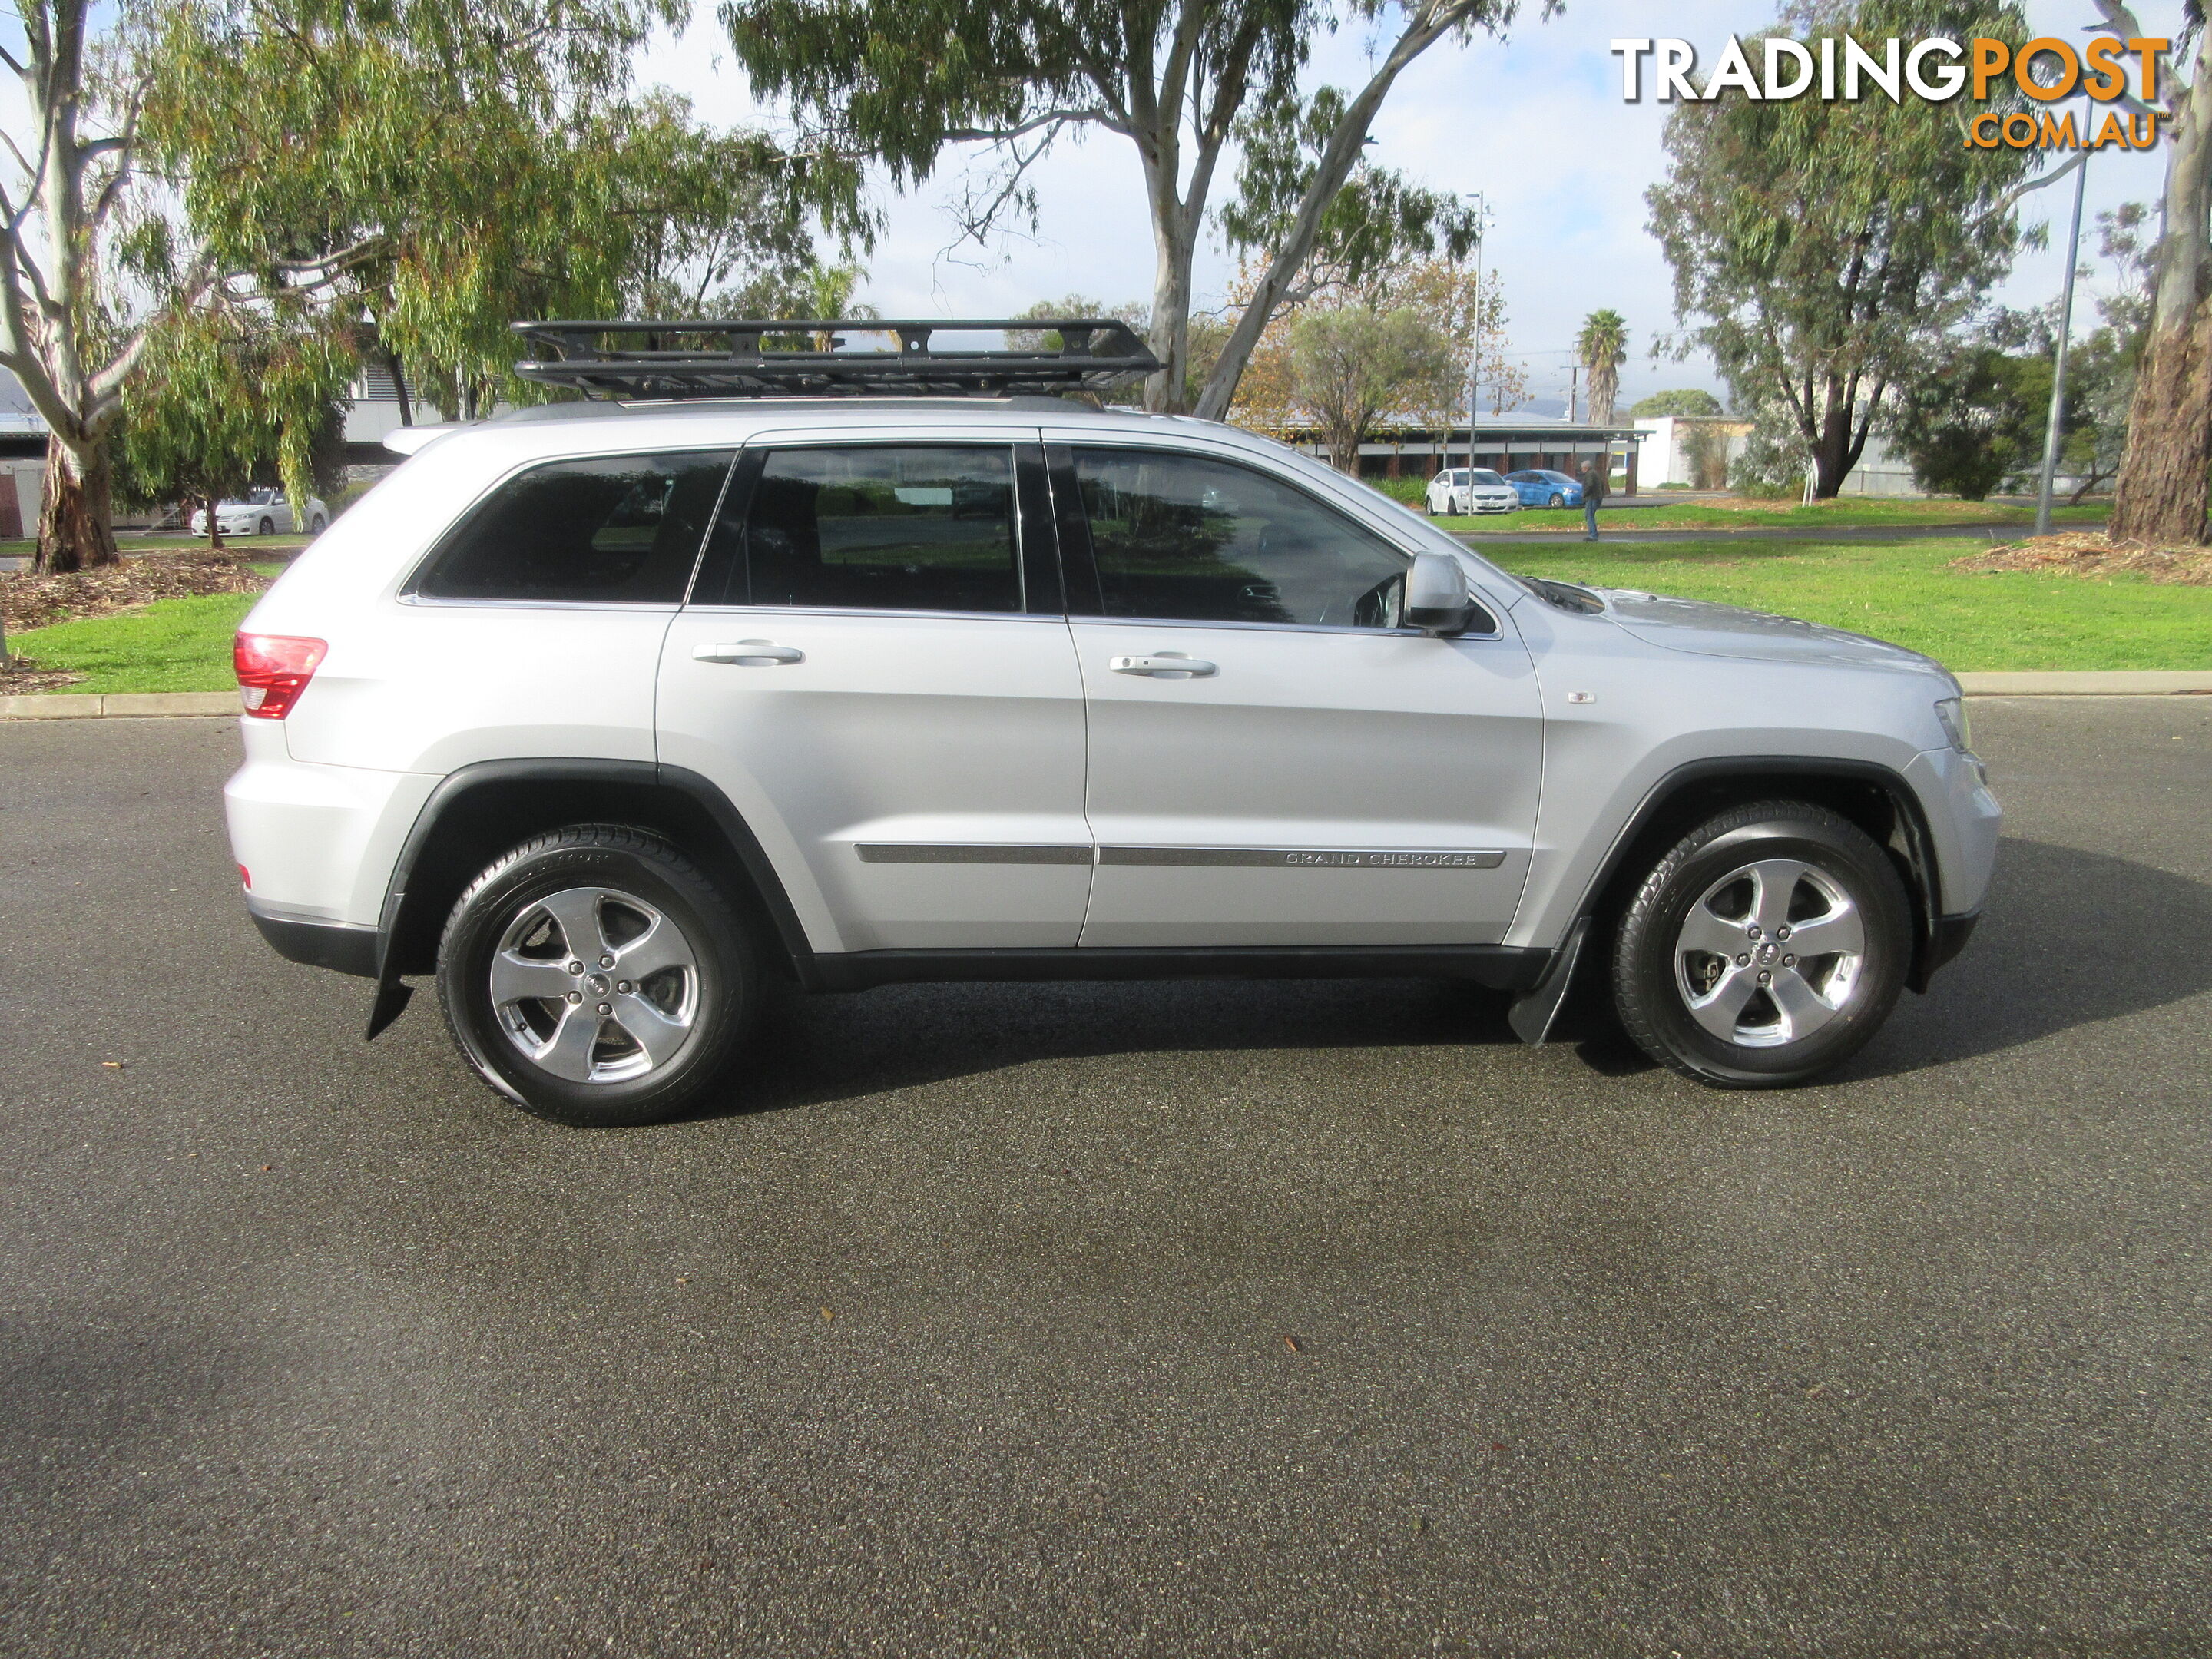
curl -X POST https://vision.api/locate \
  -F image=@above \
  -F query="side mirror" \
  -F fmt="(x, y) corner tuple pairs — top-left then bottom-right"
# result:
(1404, 550), (1479, 635)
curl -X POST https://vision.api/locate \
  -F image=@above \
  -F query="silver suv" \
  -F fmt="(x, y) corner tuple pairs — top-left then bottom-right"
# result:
(224, 320), (1998, 1125)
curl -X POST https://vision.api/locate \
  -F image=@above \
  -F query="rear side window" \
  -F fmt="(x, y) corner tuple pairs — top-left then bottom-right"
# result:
(733, 445), (1022, 614)
(414, 450), (735, 603)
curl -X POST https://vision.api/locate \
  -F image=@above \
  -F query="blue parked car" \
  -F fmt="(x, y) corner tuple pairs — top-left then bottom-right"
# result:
(1504, 469), (1583, 508)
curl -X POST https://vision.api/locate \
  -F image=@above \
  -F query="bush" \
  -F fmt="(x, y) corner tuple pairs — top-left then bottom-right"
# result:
(1364, 477), (1429, 505)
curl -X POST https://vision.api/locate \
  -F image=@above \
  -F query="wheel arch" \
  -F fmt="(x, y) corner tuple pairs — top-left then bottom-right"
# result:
(376, 760), (815, 991)
(1572, 757), (1947, 995)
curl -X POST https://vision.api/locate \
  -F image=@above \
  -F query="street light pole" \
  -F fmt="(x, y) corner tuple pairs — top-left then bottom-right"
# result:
(1466, 193), (1486, 479)
(2034, 154), (2089, 538)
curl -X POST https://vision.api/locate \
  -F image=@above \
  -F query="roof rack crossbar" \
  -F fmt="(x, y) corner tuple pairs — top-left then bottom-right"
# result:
(510, 317), (1160, 399)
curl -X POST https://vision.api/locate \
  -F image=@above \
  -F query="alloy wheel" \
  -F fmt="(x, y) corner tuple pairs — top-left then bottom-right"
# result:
(1672, 857), (1867, 1048)
(489, 886), (700, 1083)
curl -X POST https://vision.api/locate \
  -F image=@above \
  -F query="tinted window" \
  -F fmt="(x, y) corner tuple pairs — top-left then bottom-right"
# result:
(734, 445), (1021, 614)
(417, 451), (733, 603)
(1470, 469), (1505, 485)
(1073, 448), (1409, 628)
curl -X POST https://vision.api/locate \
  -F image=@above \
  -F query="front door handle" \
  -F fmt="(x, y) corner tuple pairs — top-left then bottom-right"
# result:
(1109, 654), (1217, 677)
(695, 640), (804, 666)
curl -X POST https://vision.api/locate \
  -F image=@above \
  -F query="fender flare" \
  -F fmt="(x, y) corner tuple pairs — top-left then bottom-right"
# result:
(365, 758), (816, 1037)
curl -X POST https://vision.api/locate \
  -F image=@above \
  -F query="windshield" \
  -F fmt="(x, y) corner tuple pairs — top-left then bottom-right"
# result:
(1470, 470), (1505, 485)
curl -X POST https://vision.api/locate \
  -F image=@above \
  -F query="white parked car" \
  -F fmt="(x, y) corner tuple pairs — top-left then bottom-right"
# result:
(190, 486), (329, 538)
(222, 316), (1997, 1126)
(1426, 467), (1518, 515)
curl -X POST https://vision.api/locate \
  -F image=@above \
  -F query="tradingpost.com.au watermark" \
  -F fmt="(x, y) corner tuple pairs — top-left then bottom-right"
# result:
(1614, 35), (2168, 150)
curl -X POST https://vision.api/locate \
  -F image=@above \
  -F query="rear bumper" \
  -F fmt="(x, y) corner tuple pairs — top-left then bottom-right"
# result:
(247, 899), (380, 978)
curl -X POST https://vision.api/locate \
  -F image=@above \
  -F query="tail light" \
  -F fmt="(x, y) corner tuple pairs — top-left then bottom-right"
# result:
(234, 633), (327, 719)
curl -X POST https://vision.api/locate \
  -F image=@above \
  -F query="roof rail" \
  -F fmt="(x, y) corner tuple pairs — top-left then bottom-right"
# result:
(511, 318), (1160, 399)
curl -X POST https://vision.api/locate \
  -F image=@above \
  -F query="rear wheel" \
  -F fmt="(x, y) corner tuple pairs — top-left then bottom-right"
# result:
(1611, 801), (1910, 1087)
(438, 825), (759, 1125)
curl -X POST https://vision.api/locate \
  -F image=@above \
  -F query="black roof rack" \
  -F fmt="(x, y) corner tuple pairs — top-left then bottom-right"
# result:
(511, 318), (1160, 399)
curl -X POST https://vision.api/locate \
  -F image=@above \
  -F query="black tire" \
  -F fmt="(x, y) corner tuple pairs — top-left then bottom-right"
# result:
(1611, 800), (1911, 1088)
(437, 824), (759, 1126)
(257, 516), (275, 535)
(1548, 492), (1565, 508)
(308, 514), (326, 535)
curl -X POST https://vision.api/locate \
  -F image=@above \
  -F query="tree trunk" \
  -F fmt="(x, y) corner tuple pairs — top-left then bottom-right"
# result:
(33, 435), (119, 574)
(1145, 220), (1195, 413)
(203, 493), (225, 552)
(2108, 299), (2212, 544)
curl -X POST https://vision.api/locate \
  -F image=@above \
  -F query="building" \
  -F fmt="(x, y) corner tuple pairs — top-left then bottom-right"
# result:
(1634, 412), (1928, 498)
(0, 411), (48, 538)
(1255, 412), (1652, 492)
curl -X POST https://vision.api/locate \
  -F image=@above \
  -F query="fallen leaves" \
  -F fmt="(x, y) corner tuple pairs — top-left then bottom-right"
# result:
(1, 552), (277, 633)
(1953, 531), (2212, 586)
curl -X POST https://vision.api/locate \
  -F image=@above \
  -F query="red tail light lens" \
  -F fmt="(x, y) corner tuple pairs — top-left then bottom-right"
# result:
(234, 633), (327, 719)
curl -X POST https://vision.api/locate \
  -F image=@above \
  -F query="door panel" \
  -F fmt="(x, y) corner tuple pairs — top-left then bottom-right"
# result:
(1053, 439), (1541, 949)
(1072, 622), (1541, 945)
(657, 440), (1091, 953)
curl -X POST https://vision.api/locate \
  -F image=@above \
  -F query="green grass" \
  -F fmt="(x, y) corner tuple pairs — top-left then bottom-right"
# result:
(1440, 498), (2111, 534)
(1479, 535), (2212, 671)
(7, 578), (276, 693)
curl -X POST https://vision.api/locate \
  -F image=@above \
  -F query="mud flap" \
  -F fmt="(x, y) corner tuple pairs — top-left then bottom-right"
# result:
(1506, 917), (1591, 1048)
(365, 978), (413, 1041)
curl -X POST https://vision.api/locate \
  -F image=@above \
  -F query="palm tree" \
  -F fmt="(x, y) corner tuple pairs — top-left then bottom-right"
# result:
(1576, 310), (1630, 426)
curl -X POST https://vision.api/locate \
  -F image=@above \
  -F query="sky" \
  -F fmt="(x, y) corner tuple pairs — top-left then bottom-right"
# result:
(637, 0), (2185, 416)
(0, 2), (2184, 419)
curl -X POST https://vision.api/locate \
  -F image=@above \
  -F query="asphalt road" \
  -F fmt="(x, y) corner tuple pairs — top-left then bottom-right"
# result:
(2, 700), (2208, 1657)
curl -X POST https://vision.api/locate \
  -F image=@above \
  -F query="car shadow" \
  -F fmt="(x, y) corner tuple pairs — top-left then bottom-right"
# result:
(704, 972), (1525, 1120)
(1846, 836), (2212, 1080)
(694, 836), (2210, 1118)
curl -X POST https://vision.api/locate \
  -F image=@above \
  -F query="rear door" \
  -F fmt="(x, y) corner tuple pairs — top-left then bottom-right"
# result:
(1052, 439), (1544, 949)
(656, 433), (1092, 953)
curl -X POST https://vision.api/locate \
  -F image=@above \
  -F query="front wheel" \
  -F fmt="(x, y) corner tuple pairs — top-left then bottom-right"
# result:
(1611, 801), (1911, 1087)
(257, 516), (275, 535)
(307, 514), (326, 535)
(1548, 493), (1565, 508)
(437, 825), (760, 1125)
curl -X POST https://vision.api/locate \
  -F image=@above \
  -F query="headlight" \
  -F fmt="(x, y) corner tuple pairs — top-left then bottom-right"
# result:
(1934, 696), (1972, 753)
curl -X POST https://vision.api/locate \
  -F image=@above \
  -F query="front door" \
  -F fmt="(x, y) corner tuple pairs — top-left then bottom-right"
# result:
(657, 438), (1092, 953)
(1055, 441), (1544, 948)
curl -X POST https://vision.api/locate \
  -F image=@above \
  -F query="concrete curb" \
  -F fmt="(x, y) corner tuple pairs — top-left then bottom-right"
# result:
(1, 691), (236, 720)
(1956, 671), (2212, 697)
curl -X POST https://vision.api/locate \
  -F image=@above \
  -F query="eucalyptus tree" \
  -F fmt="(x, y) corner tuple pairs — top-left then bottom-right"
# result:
(116, 300), (356, 549)
(720, 0), (1545, 416)
(141, 0), (866, 422)
(2085, 4), (2212, 542)
(1647, 0), (2039, 498)
(0, 1), (201, 571)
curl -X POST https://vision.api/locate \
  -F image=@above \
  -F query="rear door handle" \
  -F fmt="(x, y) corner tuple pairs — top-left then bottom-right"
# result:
(1109, 654), (1217, 677)
(695, 640), (804, 665)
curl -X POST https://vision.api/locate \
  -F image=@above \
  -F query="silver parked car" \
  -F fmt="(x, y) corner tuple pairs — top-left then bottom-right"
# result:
(190, 486), (329, 538)
(222, 316), (1998, 1126)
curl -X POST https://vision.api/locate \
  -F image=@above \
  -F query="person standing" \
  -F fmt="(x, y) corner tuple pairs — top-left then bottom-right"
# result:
(1578, 450), (1610, 540)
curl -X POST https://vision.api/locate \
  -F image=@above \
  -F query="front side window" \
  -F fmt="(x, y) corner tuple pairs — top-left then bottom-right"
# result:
(416, 450), (735, 603)
(1072, 448), (1410, 628)
(733, 445), (1021, 614)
